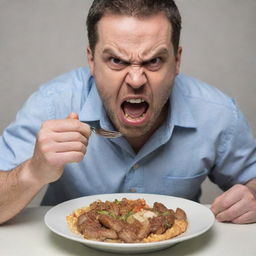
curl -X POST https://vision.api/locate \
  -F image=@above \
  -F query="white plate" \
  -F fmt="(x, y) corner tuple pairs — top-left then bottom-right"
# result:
(44, 193), (215, 254)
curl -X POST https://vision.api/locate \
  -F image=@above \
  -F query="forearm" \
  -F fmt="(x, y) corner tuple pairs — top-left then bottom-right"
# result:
(0, 160), (45, 224)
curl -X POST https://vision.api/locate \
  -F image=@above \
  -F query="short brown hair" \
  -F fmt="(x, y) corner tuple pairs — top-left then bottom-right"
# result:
(86, 0), (182, 55)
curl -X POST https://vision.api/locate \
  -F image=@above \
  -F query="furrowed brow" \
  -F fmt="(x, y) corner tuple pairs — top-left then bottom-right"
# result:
(143, 48), (169, 62)
(102, 48), (125, 58)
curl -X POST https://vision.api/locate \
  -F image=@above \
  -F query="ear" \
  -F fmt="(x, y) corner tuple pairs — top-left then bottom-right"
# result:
(175, 46), (182, 75)
(87, 47), (95, 76)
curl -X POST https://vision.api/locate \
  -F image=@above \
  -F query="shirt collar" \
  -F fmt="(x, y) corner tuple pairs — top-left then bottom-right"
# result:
(168, 74), (197, 129)
(78, 80), (111, 129)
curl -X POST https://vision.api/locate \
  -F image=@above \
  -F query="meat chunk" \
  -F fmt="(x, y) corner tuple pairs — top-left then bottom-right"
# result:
(135, 219), (151, 240)
(83, 226), (118, 241)
(175, 208), (187, 220)
(153, 202), (169, 213)
(149, 214), (174, 234)
(77, 213), (101, 235)
(98, 214), (125, 232)
(77, 213), (89, 226)
(149, 216), (166, 234)
(77, 212), (119, 241)
(165, 213), (175, 226)
(118, 224), (138, 243)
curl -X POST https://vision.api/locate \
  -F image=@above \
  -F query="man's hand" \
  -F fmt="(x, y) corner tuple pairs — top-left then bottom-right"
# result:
(27, 112), (91, 184)
(211, 180), (256, 224)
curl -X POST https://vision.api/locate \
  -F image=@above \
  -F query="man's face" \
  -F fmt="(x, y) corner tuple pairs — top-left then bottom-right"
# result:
(87, 12), (181, 141)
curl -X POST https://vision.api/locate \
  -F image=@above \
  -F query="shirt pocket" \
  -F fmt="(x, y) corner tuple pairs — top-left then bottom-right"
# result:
(162, 168), (208, 200)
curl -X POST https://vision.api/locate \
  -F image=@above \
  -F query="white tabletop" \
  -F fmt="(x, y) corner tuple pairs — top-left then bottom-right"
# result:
(1, 206), (256, 256)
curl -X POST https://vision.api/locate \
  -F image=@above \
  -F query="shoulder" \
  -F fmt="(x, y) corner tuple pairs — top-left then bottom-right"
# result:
(38, 67), (92, 97)
(174, 73), (240, 132)
(34, 67), (93, 118)
(175, 73), (234, 109)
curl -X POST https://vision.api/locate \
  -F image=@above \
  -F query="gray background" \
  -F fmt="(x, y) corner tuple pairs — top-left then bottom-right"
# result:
(0, 0), (255, 205)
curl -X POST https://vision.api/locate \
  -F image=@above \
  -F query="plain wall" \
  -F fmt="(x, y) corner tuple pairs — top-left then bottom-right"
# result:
(0, 0), (255, 205)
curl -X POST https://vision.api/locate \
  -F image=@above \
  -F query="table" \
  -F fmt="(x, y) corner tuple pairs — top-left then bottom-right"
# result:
(0, 206), (255, 256)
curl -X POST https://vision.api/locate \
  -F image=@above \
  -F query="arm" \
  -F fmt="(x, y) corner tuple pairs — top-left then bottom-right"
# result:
(209, 99), (256, 224)
(211, 178), (256, 224)
(0, 160), (44, 224)
(0, 113), (91, 224)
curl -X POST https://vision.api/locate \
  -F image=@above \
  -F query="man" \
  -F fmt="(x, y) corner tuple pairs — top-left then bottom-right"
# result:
(0, 0), (255, 224)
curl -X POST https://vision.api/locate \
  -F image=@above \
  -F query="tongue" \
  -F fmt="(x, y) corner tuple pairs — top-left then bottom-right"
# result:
(123, 102), (148, 118)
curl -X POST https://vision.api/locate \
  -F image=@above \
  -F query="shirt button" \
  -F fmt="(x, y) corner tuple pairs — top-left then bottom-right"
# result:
(130, 188), (137, 192)
(133, 164), (140, 169)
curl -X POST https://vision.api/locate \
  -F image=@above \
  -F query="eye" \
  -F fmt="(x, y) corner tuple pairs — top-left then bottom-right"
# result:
(108, 57), (128, 70)
(144, 57), (162, 71)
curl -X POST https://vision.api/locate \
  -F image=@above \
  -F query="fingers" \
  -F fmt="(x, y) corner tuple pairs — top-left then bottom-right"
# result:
(41, 141), (87, 154)
(213, 198), (248, 222)
(232, 210), (256, 224)
(211, 184), (256, 224)
(41, 119), (91, 138)
(211, 185), (243, 215)
(54, 131), (88, 145)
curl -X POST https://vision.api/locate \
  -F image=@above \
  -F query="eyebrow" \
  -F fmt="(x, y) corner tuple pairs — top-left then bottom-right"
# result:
(102, 48), (125, 59)
(143, 48), (169, 62)
(102, 47), (169, 62)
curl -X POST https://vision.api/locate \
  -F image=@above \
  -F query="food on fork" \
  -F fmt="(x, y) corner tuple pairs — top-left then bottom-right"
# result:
(66, 198), (188, 243)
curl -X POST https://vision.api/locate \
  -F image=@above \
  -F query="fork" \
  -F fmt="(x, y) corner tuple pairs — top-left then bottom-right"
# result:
(81, 122), (122, 138)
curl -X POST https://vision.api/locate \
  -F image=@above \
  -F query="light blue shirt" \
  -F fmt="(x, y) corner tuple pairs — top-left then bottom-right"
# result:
(0, 67), (255, 205)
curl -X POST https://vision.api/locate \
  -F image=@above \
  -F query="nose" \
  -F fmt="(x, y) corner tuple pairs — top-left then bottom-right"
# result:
(125, 65), (147, 89)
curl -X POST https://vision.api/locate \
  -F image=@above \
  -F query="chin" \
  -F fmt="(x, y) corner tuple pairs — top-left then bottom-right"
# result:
(119, 124), (153, 138)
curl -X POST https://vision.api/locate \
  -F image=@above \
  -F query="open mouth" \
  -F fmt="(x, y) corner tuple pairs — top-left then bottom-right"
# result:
(121, 98), (149, 124)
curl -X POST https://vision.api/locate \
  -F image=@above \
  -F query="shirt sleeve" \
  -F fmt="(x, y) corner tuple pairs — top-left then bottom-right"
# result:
(0, 87), (54, 170)
(209, 100), (256, 190)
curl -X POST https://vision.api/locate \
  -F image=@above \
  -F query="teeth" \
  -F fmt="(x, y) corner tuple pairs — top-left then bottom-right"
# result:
(126, 98), (145, 104)
(125, 113), (145, 120)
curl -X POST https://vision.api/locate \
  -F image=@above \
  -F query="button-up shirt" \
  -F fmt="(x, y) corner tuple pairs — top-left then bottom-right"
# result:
(0, 67), (255, 205)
